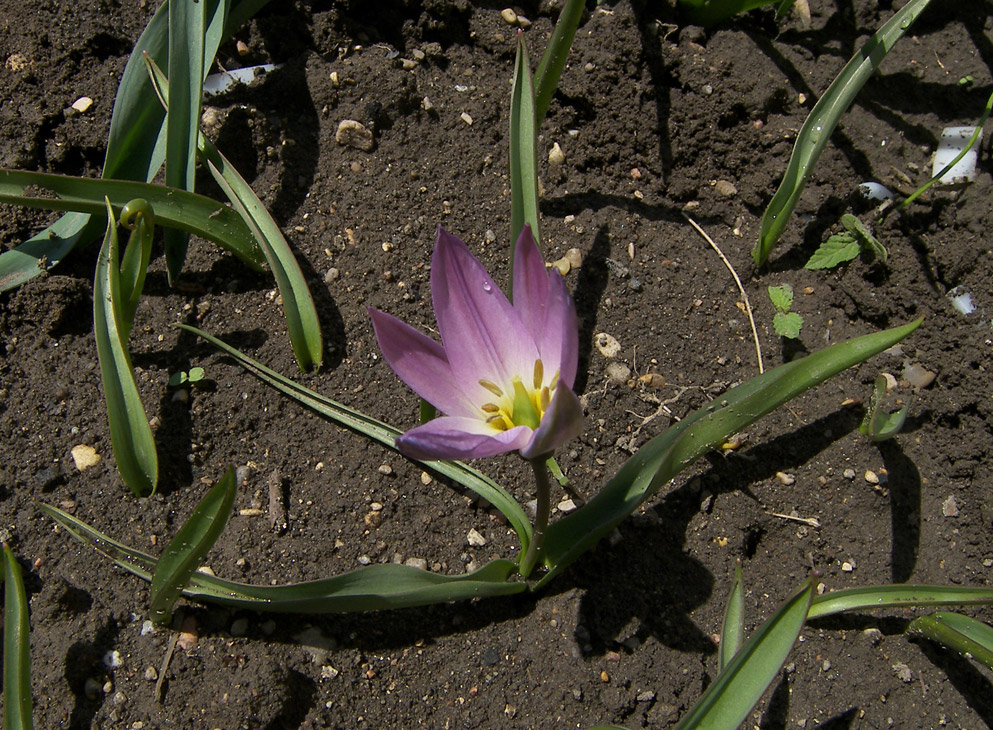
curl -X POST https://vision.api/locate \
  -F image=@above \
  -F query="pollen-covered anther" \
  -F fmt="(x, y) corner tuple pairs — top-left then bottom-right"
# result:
(533, 359), (544, 390)
(540, 386), (551, 411)
(481, 403), (500, 413)
(479, 379), (504, 398)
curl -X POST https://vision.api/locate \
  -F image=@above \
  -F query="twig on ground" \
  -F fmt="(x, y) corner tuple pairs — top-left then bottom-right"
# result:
(682, 214), (764, 374)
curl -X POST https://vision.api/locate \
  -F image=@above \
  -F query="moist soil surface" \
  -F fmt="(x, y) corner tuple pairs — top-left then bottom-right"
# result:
(2, 1), (992, 728)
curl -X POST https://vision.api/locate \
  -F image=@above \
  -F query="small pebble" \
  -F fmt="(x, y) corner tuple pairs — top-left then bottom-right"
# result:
(103, 650), (123, 669)
(378, 464), (393, 475)
(548, 142), (565, 166)
(841, 561), (854, 572)
(460, 111), (473, 125)
(864, 470), (879, 485)
(714, 179), (737, 197)
(324, 268), (339, 283)
(500, 8), (518, 24)
(638, 373), (665, 388)
(942, 495), (959, 517)
(357, 555), (371, 565)
(595, 333), (621, 358)
(863, 628), (883, 645)
(564, 248), (583, 269)
(892, 663), (912, 683)
(71, 96), (93, 113)
(467, 528), (487, 547)
(236, 40), (250, 56)
(405, 557), (428, 570)
(420, 472), (432, 485)
(144, 666), (158, 681)
(843, 468), (856, 480)
(335, 119), (374, 152)
(557, 499), (577, 513)
(605, 362), (631, 385)
(902, 362), (936, 389)
(775, 471), (795, 486)
(71, 444), (101, 471)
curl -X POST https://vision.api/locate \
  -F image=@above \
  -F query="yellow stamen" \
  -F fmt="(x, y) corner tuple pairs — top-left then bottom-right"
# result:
(481, 403), (500, 413)
(478, 379), (504, 398)
(540, 386), (551, 411)
(533, 359), (544, 390)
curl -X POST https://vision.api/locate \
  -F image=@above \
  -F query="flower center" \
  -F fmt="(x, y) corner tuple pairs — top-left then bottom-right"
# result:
(479, 359), (557, 432)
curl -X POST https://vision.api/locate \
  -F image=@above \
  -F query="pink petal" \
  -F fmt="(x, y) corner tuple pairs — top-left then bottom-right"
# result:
(512, 226), (579, 387)
(369, 307), (475, 417)
(432, 227), (538, 402)
(520, 380), (583, 460)
(396, 417), (533, 461)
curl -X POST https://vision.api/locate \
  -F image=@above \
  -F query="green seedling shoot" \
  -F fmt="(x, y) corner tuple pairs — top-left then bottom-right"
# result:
(768, 284), (803, 339)
(168, 366), (206, 387)
(805, 214), (887, 270)
(859, 373), (910, 442)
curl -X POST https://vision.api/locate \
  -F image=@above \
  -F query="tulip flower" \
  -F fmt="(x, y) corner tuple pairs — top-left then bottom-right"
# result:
(370, 225), (582, 463)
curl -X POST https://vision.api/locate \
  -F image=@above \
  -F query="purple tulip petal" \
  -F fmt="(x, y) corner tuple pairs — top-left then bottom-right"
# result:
(511, 225), (549, 340)
(512, 226), (579, 387)
(520, 380), (583, 460)
(396, 417), (533, 461)
(432, 228), (539, 403)
(369, 307), (476, 418)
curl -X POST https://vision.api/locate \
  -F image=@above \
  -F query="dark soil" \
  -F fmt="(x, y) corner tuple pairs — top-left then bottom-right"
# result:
(2, 1), (992, 728)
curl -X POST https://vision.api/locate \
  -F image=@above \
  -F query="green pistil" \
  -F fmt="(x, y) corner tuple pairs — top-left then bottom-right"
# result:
(511, 377), (540, 429)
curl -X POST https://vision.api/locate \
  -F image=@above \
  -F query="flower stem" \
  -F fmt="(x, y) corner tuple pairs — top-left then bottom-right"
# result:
(519, 458), (551, 578)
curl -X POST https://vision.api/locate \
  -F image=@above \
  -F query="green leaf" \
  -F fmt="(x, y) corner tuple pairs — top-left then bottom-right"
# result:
(859, 374), (908, 442)
(94, 200), (158, 496)
(117, 200), (154, 337)
(808, 584), (993, 620)
(672, 579), (813, 730)
(177, 325), (533, 550)
(168, 372), (188, 387)
(40, 504), (526, 613)
(804, 232), (860, 270)
(3, 544), (34, 730)
(144, 54), (323, 372)
(533, 0), (584, 125)
(753, 0), (933, 266)
(0, 169), (265, 270)
(164, 0), (209, 281)
(0, 0), (244, 292)
(719, 563), (745, 673)
(841, 214), (887, 263)
(773, 311), (804, 339)
(149, 467), (238, 623)
(767, 284), (794, 313)
(187, 366), (205, 382)
(510, 30), (541, 278)
(907, 612), (993, 670)
(537, 318), (922, 587)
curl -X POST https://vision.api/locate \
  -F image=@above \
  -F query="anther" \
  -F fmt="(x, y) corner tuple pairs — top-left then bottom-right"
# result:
(478, 379), (504, 398)
(481, 403), (500, 413)
(533, 359), (544, 390)
(540, 386), (551, 411)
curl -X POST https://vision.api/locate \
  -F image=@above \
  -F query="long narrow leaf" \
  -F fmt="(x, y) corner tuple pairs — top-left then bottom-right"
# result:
(537, 318), (922, 587)
(808, 584), (993, 620)
(149, 468), (237, 623)
(144, 56), (323, 372)
(164, 0), (208, 281)
(177, 324), (532, 548)
(94, 200), (158, 496)
(753, 0), (933, 266)
(3, 544), (33, 730)
(40, 504), (526, 612)
(509, 31), (541, 276)
(719, 563), (745, 672)
(0, 0), (244, 292)
(533, 0), (584, 125)
(908, 612), (993, 670)
(201, 139), (323, 372)
(118, 200), (154, 337)
(0, 169), (264, 270)
(673, 579), (813, 730)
